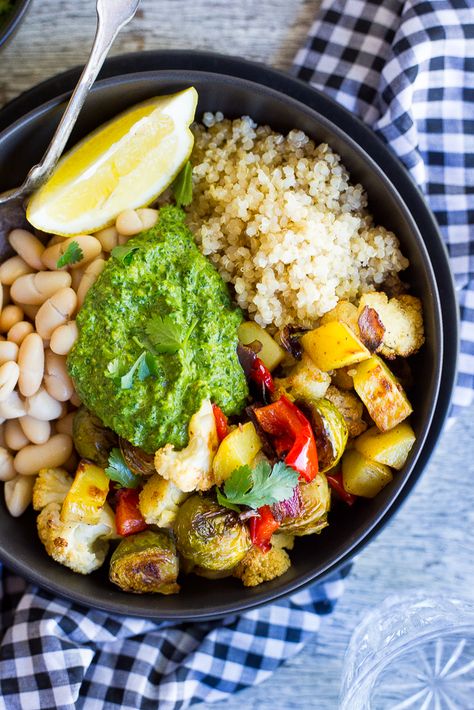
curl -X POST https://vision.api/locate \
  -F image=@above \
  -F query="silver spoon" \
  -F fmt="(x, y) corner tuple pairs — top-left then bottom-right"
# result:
(0, 0), (140, 237)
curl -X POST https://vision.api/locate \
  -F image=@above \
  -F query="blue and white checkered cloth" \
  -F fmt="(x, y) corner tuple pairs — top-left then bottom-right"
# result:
(1, 1), (472, 707)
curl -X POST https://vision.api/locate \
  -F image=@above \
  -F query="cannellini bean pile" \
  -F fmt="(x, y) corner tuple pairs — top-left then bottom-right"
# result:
(0, 207), (159, 517)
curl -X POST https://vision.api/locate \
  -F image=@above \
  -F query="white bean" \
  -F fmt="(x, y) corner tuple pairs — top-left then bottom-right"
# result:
(13, 434), (73, 476)
(19, 416), (50, 445)
(55, 411), (75, 437)
(0, 256), (34, 285)
(0, 361), (20, 402)
(0, 304), (23, 332)
(4, 418), (30, 450)
(116, 209), (142, 236)
(26, 387), (63, 421)
(7, 321), (34, 346)
(136, 208), (159, 231)
(8, 229), (45, 271)
(77, 259), (106, 309)
(50, 321), (78, 356)
(47, 235), (65, 247)
(4, 474), (35, 516)
(0, 391), (26, 419)
(44, 350), (74, 402)
(11, 271), (72, 306)
(41, 235), (102, 271)
(18, 333), (44, 397)
(0, 341), (19, 364)
(95, 226), (119, 252)
(0, 447), (15, 481)
(35, 287), (77, 340)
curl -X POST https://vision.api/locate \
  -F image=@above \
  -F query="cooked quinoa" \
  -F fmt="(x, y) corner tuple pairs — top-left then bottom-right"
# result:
(187, 114), (409, 329)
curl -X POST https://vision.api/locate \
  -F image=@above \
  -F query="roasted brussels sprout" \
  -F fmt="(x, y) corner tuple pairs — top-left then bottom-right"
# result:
(119, 438), (155, 477)
(109, 530), (179, 594)
(73, 407), (117, 467)
(279, 473), (330, 536)
(300, 398), (348, 473)
(174, 495), (251, 572)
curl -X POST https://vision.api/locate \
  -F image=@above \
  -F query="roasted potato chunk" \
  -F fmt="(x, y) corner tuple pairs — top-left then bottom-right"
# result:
(238, 321), (286, 371)
(60, 460), (109, 525)
(342, 448), (393, 498)
(212, 422), (262, 485)
(352, 355), (412, 431)
(354, 422), (416, 470)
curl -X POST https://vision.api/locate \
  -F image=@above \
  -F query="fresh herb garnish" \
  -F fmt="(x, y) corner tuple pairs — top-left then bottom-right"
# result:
(145, 314), (197, 355)
(216, 460), (299, 512)
(105, 448), (140, 488)
(106, 351), (158, 390)
(111, 244), (140, 265)
(172, 161), (193, 207)
(56, 240), (83, 268)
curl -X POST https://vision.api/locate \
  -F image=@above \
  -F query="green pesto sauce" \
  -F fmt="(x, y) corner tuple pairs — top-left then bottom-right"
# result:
(68, 206), (248, 453)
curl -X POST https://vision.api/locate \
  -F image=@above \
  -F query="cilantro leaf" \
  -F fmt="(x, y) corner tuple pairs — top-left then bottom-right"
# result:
(105, 351), (158, 390)
(145, 315), (197, 355)
(111, 244), (140, 265)
(105, 448), (140, 488)
(56, 240), (83, 268)
(217, 460), (299, 511)
(172, 161), (193, 207)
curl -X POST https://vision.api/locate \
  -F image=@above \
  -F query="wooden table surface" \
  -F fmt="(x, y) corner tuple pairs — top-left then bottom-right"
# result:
(1, 2), (473, 708)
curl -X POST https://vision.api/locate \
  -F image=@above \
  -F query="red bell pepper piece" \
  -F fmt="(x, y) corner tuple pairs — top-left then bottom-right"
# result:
(326, 471), (357, 506)
(254, 396), (319, 482)
(250, 357), (275, 394)
(212, 403), (229, 442)
(115, 488), (148, 536)
(250, 505), (280, 552)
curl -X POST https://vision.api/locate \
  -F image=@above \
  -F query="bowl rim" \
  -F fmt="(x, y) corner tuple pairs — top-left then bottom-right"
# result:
(0, 0), (31, 49)
(0, 52), (457, 619)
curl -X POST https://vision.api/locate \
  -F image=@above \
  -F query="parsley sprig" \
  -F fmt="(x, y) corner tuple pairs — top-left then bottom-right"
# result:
(172, 161), (193, 208)
(56, 240), (83, 268)
(217, 460), (299, 512)
(106, 350), (158, 390)
(105, 448), (140, 488)
(145, 314), (197, 355)
(111, 244), (140, 265)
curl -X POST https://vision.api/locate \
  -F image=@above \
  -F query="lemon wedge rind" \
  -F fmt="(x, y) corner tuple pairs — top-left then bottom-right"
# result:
(27, 87), (198, 236)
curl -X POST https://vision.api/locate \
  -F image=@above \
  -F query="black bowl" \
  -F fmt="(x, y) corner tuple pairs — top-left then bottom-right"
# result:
(0, 53), (457, 619)
(0, 0), (31, 49)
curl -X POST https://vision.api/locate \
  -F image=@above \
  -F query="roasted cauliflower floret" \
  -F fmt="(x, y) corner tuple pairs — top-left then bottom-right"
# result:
(154, 399), (219, 493)
(32, 467), (72, 511)
(139, 474), (188, 527)
(358, 292), (424, 359)
(233, 545), (291, 587)
(325, 385), (367, 438)
(275, 354), (331, 401)
(37, 501), (116, 575)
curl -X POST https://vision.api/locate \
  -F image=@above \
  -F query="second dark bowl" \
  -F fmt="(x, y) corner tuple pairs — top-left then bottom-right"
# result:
(0, 55), (455, 619)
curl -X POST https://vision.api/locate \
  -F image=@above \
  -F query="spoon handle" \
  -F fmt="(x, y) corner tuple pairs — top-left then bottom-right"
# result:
(23, 0), (140, 192)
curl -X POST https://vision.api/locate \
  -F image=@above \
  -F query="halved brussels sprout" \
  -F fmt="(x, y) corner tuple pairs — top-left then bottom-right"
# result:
(109, 530), (179, 594)
(300, 398), (348, 473)
(279, 473), (330, 536)
(174, 495), (251, 572)
(119, 438), (155, 477)
(73, 406), (117, 467)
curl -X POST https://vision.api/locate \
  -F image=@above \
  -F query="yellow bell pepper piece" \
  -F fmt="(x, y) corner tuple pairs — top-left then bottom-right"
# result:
(61, 460), (110, 524)
(301, 321), (370, 371)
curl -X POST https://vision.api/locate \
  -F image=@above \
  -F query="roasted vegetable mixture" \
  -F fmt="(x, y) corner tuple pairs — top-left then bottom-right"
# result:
(29, 208), (424, 593)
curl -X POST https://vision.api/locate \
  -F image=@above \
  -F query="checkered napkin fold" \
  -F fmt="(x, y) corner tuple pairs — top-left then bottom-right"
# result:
(1, 1), (472, 708)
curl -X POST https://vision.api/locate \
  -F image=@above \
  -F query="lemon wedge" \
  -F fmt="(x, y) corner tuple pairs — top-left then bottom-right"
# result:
(27, 87), (198, 236)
